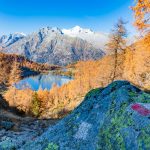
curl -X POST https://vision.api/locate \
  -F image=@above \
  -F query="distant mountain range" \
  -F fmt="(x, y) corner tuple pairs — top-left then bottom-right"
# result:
(0, 26), (107, 66)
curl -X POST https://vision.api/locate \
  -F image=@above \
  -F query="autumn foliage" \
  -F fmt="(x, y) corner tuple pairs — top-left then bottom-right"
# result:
(4, 36), (150, 118)
(0, 53), (59, 85)
(132, 0), (150, 33)
(106, 18), (127, 81)
(1, 0), (150, 119)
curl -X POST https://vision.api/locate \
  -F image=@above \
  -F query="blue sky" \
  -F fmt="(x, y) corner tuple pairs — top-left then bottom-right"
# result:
(0, 0), (137, 35)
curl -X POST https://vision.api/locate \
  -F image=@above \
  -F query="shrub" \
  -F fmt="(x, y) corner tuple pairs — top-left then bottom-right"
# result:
(45, 143), (59, 150)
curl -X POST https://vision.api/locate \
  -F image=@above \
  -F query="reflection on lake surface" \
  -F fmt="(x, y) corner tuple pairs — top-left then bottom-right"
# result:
(15, 73), (72, 91)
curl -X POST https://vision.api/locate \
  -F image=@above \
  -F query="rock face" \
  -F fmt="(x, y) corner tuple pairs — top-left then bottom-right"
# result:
(1, 81), (150, 149)
(0, 109), (58, 150)
(0, 33), (25, 48)
(0, 27), (105, 66)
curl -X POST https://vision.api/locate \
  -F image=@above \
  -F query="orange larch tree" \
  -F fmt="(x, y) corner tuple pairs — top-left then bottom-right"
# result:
(132, 0), (150, 33)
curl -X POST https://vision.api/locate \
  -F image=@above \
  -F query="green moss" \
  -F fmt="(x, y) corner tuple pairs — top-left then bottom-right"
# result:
(45, 143), (59, 150)
(97, 89), (150, 150)
(85, 88), (103, 99)
(110, 82), (117, 89)
(129, 91), (137, 97)
(108, 96), (116, 115)
(135, 92), (150, 103)
(137, 127), (150, 149)
(97, 100), (133, 150)
(0, 139), (17, 150)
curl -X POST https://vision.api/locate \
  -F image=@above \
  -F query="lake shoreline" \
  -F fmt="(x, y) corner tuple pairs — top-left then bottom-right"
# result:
(15, 71), (73, 91)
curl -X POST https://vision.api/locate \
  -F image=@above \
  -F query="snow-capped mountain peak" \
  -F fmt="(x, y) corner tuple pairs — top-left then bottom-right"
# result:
(63, 26), (93, 35)
(62, 26), (108, 49)
(70, 26), (93, 33)
(38, 27), (63, 35)
(14, 32), (26, 37)
(71, 25), (82, 31)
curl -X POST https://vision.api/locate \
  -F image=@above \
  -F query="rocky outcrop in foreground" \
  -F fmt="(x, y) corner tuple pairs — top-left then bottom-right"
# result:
(0, 81), (150, 149)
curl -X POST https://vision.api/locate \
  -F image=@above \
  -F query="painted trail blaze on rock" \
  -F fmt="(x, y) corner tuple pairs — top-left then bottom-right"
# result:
(131, 103), (150, 116)
(74, 122), (92, 140)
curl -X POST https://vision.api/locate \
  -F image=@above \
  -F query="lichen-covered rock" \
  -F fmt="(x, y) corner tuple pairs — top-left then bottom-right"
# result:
(0, 113), (57, 150)
(0, 121), (14, 130)
(1, 81), (150, 150)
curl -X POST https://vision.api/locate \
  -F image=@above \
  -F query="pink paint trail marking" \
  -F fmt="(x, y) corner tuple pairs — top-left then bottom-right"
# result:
(131, 103), (150, 116)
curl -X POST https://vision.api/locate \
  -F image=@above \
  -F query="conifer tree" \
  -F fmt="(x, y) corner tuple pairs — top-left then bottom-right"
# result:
(31, 92), (41, 117)
(8, 61), (22, 85)
(106, 18), (127, 81)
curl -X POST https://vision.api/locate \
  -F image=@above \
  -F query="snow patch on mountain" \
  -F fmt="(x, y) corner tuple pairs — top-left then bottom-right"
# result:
(62, 26), (108, 50)
(0, 32), (26, 47)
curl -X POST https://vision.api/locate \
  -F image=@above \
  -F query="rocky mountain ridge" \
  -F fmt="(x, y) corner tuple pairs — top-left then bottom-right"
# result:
(0, 33), (25, 48)
(0, 26), (106, 66)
